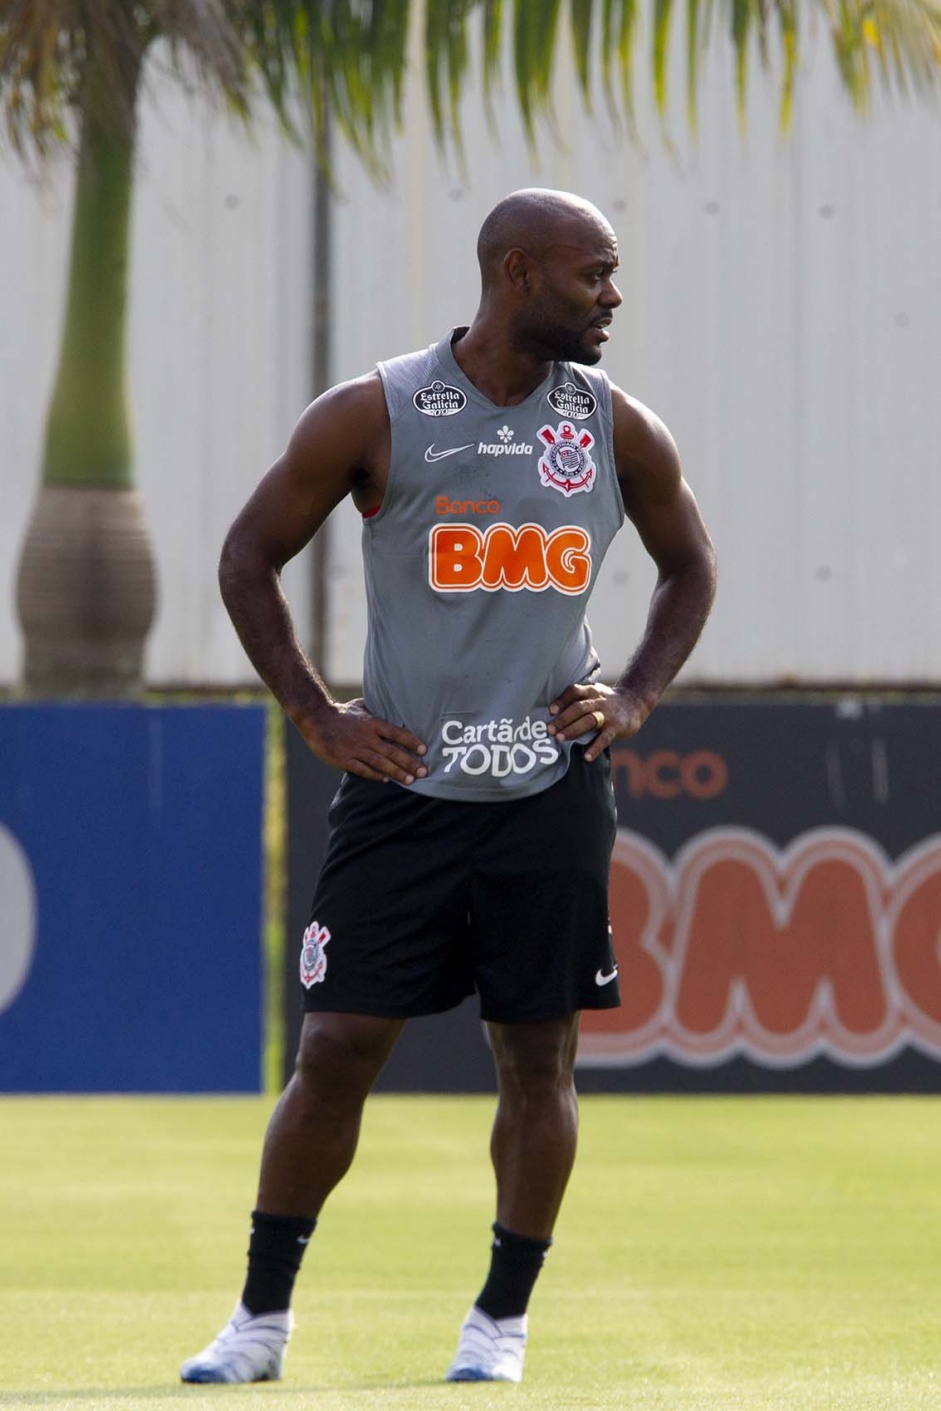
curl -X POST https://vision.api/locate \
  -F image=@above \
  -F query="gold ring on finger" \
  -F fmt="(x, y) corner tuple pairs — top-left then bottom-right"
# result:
(592, 709), (605, 731)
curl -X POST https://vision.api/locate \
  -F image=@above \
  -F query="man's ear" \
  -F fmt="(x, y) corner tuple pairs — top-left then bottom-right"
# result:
(503, 247), (531, 293)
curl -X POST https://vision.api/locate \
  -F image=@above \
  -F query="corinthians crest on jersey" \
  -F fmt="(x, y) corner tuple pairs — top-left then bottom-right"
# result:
(537, 421), (597, 496)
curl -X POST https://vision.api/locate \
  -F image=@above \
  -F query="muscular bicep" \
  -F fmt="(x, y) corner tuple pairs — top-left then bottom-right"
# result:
(223, 376), (387, 572)
(612, 387), (714, 576)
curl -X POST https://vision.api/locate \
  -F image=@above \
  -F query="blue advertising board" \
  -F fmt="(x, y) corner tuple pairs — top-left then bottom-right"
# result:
(0, 703), (266, 1092)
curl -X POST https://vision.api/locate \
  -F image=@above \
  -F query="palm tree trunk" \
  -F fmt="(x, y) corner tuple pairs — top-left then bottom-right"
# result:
(16, 48), (156, 695)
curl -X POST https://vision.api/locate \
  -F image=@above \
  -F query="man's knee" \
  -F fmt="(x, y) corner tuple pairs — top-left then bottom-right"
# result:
(293, 1013), (403, 1107)
(490, 1016), (579, 1096)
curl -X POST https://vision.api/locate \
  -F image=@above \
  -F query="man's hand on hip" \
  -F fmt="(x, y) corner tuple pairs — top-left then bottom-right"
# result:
(300, 699), (428, 784)
(547, 682), (650, 763)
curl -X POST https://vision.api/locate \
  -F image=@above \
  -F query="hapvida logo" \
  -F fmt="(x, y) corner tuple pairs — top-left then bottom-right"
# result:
(478, 441), (533, 457)
(479, 425), (533, 457)
(578, 826), (941, 1067)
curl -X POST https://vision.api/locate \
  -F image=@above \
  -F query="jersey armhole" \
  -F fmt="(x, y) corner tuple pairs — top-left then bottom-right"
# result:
(586, 369), (625, 531)
(364, 361), (404, 527)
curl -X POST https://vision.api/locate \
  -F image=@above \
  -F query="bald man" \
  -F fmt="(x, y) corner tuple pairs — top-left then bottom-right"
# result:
(181, 189), (716, 1386)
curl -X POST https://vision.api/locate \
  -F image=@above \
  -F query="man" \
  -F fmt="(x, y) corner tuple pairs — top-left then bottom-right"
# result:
(181, 188), (716, 1386)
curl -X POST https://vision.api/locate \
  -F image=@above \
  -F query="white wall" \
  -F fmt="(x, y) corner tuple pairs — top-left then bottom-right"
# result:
(2, 22), (939, 688)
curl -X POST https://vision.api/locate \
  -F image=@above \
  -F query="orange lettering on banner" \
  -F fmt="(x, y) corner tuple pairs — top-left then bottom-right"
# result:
(646, 750), (683, 799)
(578, 827), (941, 1068)
(892, 862), (941, 1026)
(612, 749), (728, 800)
(675, 855), (887, 1042)
(429, 522), (591, 594)
(684, 752), (728, 799)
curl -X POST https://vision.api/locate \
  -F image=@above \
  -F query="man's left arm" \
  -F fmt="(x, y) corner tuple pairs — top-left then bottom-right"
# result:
(548, 386), (717, 761)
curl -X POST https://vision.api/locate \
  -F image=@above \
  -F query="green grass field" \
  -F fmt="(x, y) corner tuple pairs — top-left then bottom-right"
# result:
(1, 1095), (938, 1411)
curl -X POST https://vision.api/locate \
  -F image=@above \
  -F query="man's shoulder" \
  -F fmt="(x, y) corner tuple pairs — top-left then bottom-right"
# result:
(607, 383), (673, 445)
(287, 372), (387, 459)
(302, 370), (386, 422)
(378, 334), (465, 420)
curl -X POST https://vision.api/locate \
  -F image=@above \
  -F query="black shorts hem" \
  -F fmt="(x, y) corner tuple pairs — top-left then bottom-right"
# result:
(301, 991), (472, 1021)
(479, 990), (622, 1025)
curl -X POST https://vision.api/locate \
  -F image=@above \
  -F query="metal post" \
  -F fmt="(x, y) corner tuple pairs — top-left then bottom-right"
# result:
(308, 105), (332, 676)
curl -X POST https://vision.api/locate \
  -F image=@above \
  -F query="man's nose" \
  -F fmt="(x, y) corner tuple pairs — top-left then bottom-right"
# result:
(601, 278), (623, 308)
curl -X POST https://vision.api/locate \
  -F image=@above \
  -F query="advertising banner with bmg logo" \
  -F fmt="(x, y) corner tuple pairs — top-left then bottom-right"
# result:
(284, 699), (941, 1092)
(577, 698), (941, 1091)
(0, 703), (265, 1092)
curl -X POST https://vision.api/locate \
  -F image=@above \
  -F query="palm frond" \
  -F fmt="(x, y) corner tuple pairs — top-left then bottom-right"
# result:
(777, 0), (798, 129)
(425, 0), (476, 154)
(686, 0), (703, 128)
(4, 0), (941, 168)
(512, 0), (563, 142)
(612, 0), (641, 129)
(480, 0), (504, 132)
(652, 0), (675, 115)
(0, 0), (247, 156)
(570, 0), (596, 105)
(824, 0), (941, 105)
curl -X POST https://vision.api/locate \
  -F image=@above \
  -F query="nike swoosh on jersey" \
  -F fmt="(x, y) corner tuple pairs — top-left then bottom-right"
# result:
(425, 443), (475, 462)
(594, 967), (619, 986)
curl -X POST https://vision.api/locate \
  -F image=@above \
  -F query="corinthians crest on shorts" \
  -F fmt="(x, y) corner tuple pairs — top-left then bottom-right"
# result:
(537, 421), (596, 496)
(300, 920), (331, 988)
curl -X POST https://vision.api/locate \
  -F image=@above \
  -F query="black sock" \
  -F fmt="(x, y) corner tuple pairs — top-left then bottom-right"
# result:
(474, 1222), (552, 1320)
(240, 1209), (317, 1315)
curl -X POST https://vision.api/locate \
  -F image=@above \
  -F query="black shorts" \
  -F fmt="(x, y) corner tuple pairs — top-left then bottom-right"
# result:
(298, 746), (620, 1023)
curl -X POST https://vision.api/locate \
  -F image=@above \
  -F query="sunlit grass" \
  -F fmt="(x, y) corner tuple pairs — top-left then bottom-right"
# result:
(1, 1095), (938, 1411)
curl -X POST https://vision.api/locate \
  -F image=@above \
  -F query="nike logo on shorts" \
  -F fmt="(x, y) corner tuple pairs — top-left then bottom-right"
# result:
(425, 443), (474, 462)
(595, 967), (618, 986)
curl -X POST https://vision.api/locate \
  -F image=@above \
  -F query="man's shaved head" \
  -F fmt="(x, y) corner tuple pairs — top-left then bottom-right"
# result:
(471, 188), (621, 367)
(477, 188), (613, 283)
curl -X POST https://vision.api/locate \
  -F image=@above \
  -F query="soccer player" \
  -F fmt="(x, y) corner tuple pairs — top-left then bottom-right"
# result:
(181, 189), (716, 1384)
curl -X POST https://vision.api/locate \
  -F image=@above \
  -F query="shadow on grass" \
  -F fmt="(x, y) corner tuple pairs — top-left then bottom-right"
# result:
(0, 1379), (452, 1403)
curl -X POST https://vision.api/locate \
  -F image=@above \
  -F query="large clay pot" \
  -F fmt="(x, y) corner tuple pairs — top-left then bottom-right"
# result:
(16, 484), (157, 695)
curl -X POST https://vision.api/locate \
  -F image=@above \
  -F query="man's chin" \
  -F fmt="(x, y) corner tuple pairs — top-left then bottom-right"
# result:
(568, 343), (603, 366)
(528, 326), (605, 365)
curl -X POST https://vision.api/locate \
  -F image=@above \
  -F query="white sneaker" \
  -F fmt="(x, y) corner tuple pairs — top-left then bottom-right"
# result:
(445, 1306), (528, 1383)
(180, 1302), (294, 1383)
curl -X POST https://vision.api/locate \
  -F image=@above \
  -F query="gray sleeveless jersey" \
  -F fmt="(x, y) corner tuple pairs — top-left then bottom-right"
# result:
(364, 328), (625, 801)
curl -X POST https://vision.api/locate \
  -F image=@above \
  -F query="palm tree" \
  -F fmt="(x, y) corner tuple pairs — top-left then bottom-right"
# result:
(3, 0), (940, 693)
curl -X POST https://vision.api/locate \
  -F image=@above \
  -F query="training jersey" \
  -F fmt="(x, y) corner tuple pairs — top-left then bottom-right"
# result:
(365, 328), (625, 802)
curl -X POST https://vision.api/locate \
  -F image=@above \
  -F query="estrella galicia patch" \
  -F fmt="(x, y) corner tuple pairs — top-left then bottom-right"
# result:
(547, 381), (597, 420)
(300, 920), (331, 988)
(537, 421), (596, 496)
(413, 380), (467, 417)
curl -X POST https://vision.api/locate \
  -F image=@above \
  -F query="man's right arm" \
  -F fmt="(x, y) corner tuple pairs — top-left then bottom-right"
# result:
(219, 375), (428, 784)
